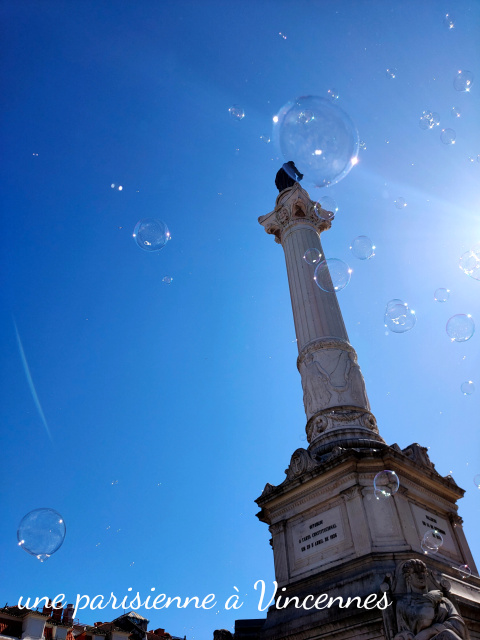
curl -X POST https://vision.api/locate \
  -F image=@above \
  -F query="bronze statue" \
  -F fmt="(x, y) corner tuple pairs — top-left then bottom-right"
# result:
(275, 161), (303, 192)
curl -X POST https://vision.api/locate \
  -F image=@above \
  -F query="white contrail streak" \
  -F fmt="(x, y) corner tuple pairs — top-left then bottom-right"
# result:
(13, 320), (54, 443)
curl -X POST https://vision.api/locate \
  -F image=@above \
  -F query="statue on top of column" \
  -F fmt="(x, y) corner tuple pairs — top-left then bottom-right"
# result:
(275, 161), (304, 192)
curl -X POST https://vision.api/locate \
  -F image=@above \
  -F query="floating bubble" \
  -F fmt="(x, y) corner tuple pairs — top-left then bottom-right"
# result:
(441, 128), (456, 145)
(17, 508), (66, 562)
(421, 530), (443, 554)
(461, 381), (475, 395)
(394, 197), (407, 209)
(420, 111), (440, 129)
(453, 70), (473, 92)
(454, 564), (472, 579)
(384, 300), (416, 333)
(118, 186), (123, 191)
(110, 183), (115, 188)
(133, 219), (170, 252)
(474, 474), (480, 488)
(162, 276), (173, 285)
(444, 13), (455, 29)
(386, 299), (404, 310)
(273, 95), (359, 188)
(314, 196), (338, 222)
(373, 470), (399, 499)
(314, 259), (351, 293)
(446, 314), (475, 342)
(386, 68), (397, 79)
(229, 105), (245, 120)
(359, 140), (366, 150)
(260, 135), (270, 144)
(327, 88), (339, 101)
(459, 246), (480, 280)
(451, 106), (461, 118)
(434, 288), (450, 302)
(303, 248), (322, 265)
(350, 236), (375, 260)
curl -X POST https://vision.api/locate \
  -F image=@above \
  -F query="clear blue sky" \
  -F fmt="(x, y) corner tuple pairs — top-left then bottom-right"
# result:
(1, 2), (479, 639)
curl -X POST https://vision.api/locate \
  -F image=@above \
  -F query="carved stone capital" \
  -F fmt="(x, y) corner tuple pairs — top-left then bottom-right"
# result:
(341, 485), (362, 501)
(449, 512), (463, 526)
(269, 520), (287, 536)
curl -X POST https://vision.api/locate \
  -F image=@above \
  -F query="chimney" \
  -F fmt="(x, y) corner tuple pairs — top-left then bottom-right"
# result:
(94, 623), (103, 628)
(63, 605), (75, 625)
(43, 600), (53, 616)
(52, 604), (63, 622)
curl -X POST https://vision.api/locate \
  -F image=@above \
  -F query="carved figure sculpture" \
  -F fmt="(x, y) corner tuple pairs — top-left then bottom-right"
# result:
(382, 559), (468, 640)
(301, 353), (332, 416)
(275, 161), (304, 192)
(213, 630), (233, 640)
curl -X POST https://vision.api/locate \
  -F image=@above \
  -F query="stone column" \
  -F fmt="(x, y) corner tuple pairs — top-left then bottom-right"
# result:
(259, 183), (385, 454)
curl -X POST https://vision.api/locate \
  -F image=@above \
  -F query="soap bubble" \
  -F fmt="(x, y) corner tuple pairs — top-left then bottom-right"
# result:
(421, 530), (443, 554)
(314, 259), (352, 293)
(273, 95), (359, 188)
(314, 196), (338, 222)
(327, 88), (339, 101)
(461, 381), (475, 395)
(453, 70), (473, 92)
(386, 68), (397, 79)
(373, 470), (399, 499)
(474, 474), (480, 488)
(260, 135), (270, 144)
(303, 248), (322, 265)
(229, 105), (245, 120)
(394, 197), (407, 209)
(359, 140), (367, 150)
(350, 236), (375, 260)
(133, 219), (170, 252)
(451, 107), (461, 118)
(384, 301), (416, 333)
(453, 564), (472, 579)
(459, 246), (480, 280)
(17, 508), (66, 562)
(441, 128), (456, 145)
(162, 276), (173, 285)
(420, 111), (440, 129)
(446, 314), (475, 342)
(444, 13), (455, 29)
(434, 288), (450, 302)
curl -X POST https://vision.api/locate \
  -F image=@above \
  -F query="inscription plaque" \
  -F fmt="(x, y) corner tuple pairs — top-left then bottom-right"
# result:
(292, 505), (345, 562)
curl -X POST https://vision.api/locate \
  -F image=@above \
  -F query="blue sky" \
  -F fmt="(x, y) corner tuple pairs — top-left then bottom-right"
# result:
(1, 1), (479, 638)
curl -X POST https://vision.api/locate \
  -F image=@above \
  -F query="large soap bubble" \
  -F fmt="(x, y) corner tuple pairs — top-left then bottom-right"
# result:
(373, 470), (399, 499)
(133, 219), (170, 252)
(17, 508), (66, 562)
(446, 314), (475, 342)
(314, 259), (352, 292)
(273, 96), (359, 188)
(459, 246), (480, 280)
(384, 300), (416, 333)
(421, 530), (443, 554)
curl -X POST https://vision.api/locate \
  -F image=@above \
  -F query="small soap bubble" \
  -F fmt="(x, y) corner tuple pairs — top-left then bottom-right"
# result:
(386, 68), (397, 79)
(453, 70), (473, 92)
(441, 128), (456, 145)
(446, 314), (475, 342)
(443, 13), (455, 29)
(434, 288), (450, 302)
(297, 110), (314, 124)
(314, 259), (352, 293)
(359, 140), (366, 150)
(384, 300), (416, 333)
(229, 105), (245, 120)
(162, 276), (173, 285)
(373, 470), (399, 499)
(394, 197), (407, 209)
(315, 196), (338, 221)
(454, 564), (472, 579)
(327, 88), (339, 101)
(474, 474), (480, 488)
(461, 381), (475, 395)
(17, 508), (66, 562)
(451, 106), (461, 118)
(350, 236), (375, 260)
(459, 246), (480, 280)
(279, 32), (287, 39)
(118, 185), (123, 191)
(260, 135), (270, 144)
(133, 219), (171, 252)
(303, 248), (322, 265)
(111, 183), (115, 188)
(422, 530), (444, 552)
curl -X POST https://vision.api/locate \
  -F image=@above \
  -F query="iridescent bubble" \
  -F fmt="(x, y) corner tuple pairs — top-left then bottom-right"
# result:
(350, 236), (375, 260)
(474, 474), (480, 488)
(386, 68), (397, 79)
(461, 381), (475, 395)
(451, 106), (461, 118)
(273, 95), (359, 188)
(386, 299), (405, 310)
(394, 197), (407, 209)
(260, 135), (270, 144)
(314, 259), (352, 293)
(133, 219), (170, 252)
(454, 564), (472, 579)
(229, 105), (245, 120)
(162, 276), (173, 285)
(459, 246), (480, 280)
(430, 112), (440, 126)
(446, 314), (475, 342)
(434, 288), (450, 302)
(327, 88), (339, 101)
(359, 140), (367, 150)
(421, 530), (443, 554)
(17, 508), (66, 562)
(384, 301), (416, 333)
(441, 128), (456, 145)
(314, 196), (338, 222)
(443, 13), (455, 29)
(453, 70), (473, 92)
(303, 248), (322, 265)
(373, 470), (399, 499)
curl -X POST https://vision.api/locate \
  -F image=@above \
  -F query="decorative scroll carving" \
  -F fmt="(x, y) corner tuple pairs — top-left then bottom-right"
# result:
(259, 482), (277, 500)
(402, 443), (438, 473)
(284, 448), (318, 481)
(381, 559), (469, 640)
(306, 407), (378, 441)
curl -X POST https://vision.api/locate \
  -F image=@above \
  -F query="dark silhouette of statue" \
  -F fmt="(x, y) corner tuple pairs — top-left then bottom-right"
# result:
(275, 161), (304, 192)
